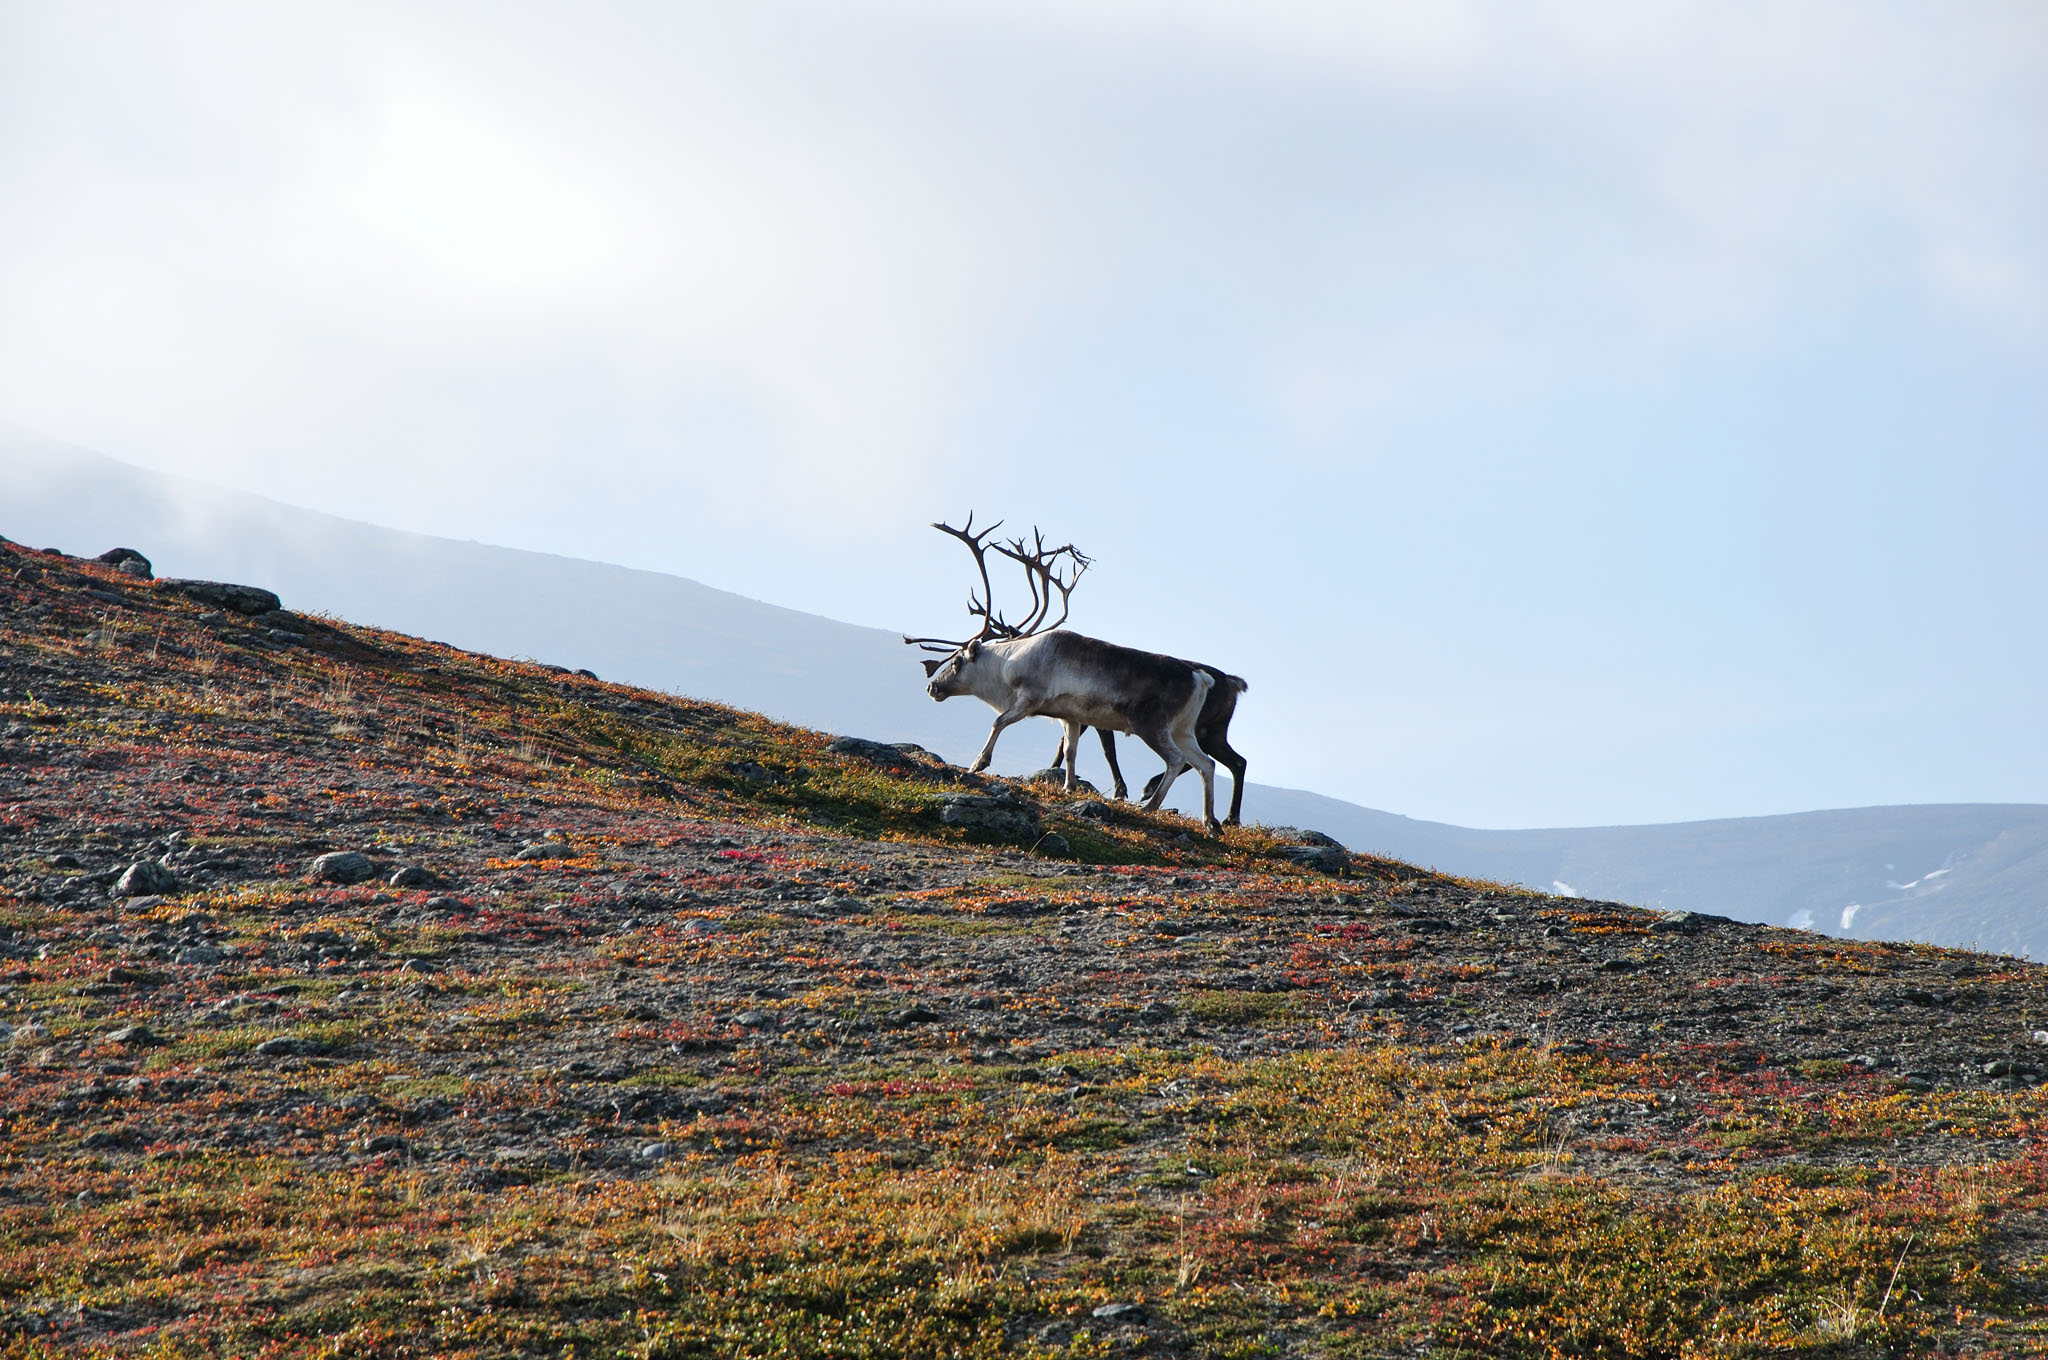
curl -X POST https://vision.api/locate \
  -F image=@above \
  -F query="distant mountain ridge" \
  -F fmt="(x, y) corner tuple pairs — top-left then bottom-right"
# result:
(6, 430), (2044, 955)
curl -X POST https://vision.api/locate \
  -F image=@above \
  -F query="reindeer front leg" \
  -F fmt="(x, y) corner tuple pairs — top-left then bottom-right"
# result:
(969, 699), (1037, 773)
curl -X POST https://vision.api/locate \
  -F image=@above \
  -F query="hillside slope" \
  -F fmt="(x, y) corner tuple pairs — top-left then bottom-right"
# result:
(8, 430), (2045, 957)
(4, 543), (2048, 1356)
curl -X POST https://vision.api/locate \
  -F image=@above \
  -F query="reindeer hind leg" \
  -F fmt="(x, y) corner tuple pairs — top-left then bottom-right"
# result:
(1134, 727), (1187, 814)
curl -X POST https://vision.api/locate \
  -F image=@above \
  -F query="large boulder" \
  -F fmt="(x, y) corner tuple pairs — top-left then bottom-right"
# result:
(934, 792), (1041, 842)
(96, 548), (153, 579)
(1267, 828), (1351, 874)
(156, 579), (282, 615)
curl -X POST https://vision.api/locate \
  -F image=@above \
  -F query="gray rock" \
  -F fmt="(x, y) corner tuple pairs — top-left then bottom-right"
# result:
(514, 840), (576, 861)
(174, 944), (223, 965)
(388, 865), (436, 889)
(307, 851), (375, 884)
(1091, 1302), (1147, 1323)
(105, 1025), (160, 1046)
(639, 1141), (676, 1162)
(1033, 832), (1073, 859)
(934, 792), (1040, 842)
(1137, 1000), (1176, 1023)
(156, 578), (282, 615)
(1271, 827), (1346, 849)
(887, 1004), (942, 1027)
(114, 861), (178, 897)
(253, 1035), (327, 1058)
(1275, 844), (1350, 875)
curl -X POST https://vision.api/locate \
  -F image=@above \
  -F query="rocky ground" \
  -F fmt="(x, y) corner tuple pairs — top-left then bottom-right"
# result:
(3, 538), (2048, 1357)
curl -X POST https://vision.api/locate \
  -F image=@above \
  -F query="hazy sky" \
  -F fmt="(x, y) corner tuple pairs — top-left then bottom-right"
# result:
(3, 1), (2043, 827)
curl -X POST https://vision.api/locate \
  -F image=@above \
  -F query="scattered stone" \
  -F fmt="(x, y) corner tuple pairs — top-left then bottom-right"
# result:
(11, 1022), (50, 1045)
(175, 944), (223, 965)
(388, 865), (436, 889)
(358, 1134), (406, 1154)
(639, 1141), (676, 1163)
(888, 1005), (942, 1027)
(1137, 1000), (1176, 1023)
(156, 579), (283, 615)
(1653, 912), (1702, 934)
(1091, 1302), (1147, 1323)
(307, 851), (376, 884)
(105, 1025), (160, 1046)
(1033, 832), (1073, 859)
(515, 838), (576, 861)
(1068, 801), (1118, 822)
(114, 861), (179, 897)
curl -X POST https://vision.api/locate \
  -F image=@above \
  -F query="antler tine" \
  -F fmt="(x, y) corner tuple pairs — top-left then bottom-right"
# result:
(992, 526), (1092, 635)
(930, 513), (1010, 642)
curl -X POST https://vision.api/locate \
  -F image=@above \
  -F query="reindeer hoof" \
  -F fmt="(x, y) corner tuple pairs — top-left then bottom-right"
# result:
(1204, 820), (1222, 836)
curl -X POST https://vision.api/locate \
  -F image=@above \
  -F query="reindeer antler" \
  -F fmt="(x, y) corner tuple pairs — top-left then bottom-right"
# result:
(992, 529), (1091, 636)
(903, 513), (1090, 653)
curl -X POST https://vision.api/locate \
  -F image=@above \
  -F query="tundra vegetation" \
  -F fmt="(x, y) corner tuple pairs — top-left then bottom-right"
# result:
(2, 541), (2047, 1357)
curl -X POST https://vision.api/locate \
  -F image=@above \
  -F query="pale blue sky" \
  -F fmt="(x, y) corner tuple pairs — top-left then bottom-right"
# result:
(2, 1), (2042, 826)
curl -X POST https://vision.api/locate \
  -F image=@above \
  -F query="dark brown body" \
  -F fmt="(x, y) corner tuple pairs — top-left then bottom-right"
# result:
(1052, 662), (1248, 825)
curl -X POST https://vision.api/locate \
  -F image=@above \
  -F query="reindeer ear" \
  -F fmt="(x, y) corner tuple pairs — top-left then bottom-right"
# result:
(921, 659), (941, 678)
(963, 639), (981, 658)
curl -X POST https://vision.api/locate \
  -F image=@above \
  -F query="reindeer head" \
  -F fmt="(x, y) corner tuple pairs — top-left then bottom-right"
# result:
(922, 638), (983, 700)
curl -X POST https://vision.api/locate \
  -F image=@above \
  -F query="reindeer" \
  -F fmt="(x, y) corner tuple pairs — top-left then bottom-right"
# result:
(905, 515), (1225, 834)
(1048, 662), (1249, 825)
